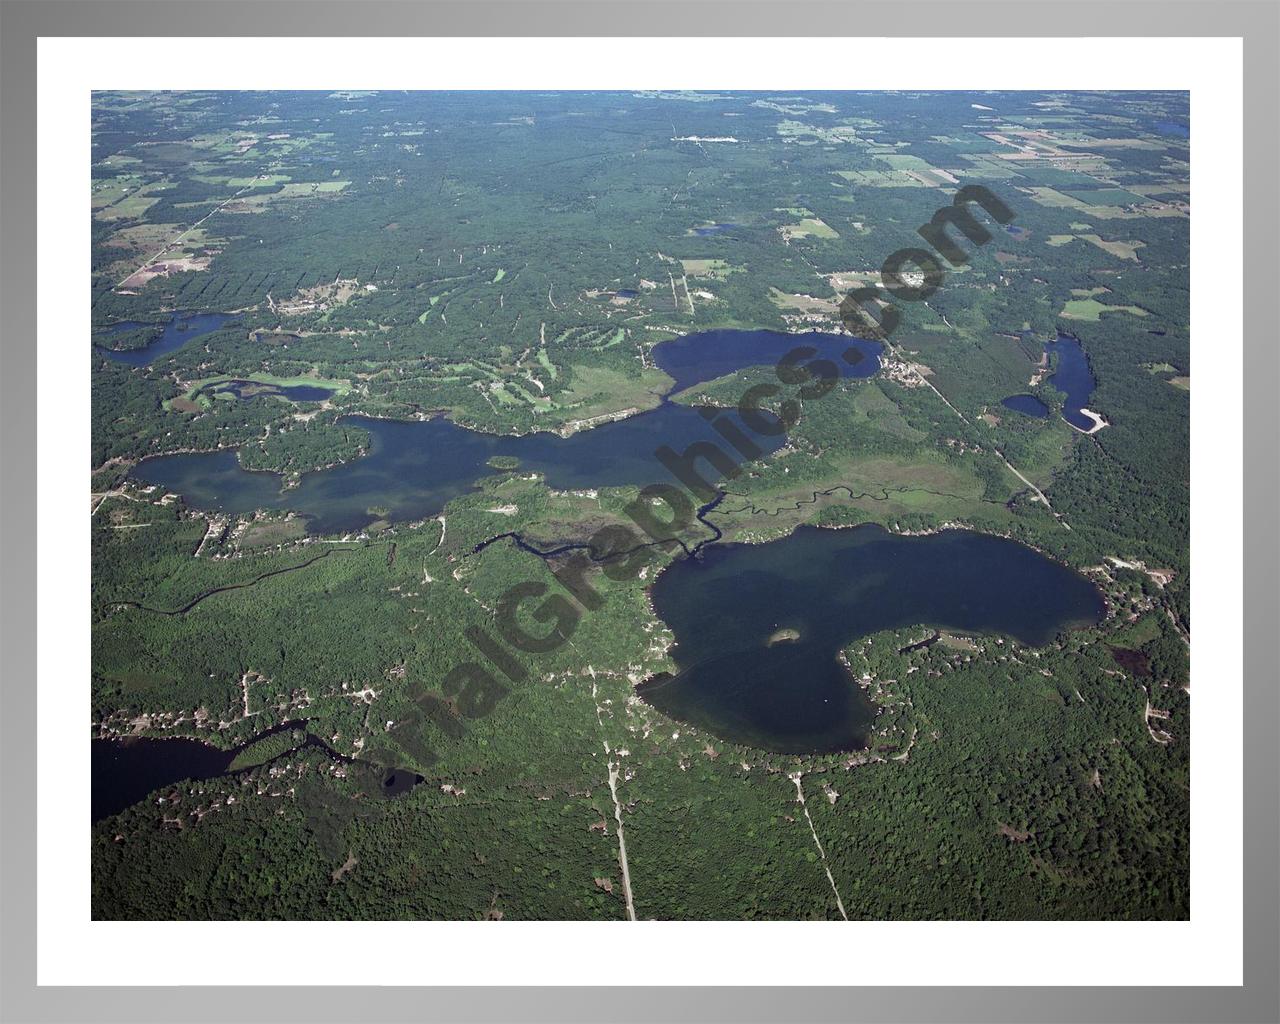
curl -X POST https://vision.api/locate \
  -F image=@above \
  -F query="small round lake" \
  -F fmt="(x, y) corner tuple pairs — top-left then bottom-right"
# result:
(641, 524), (1106, 754)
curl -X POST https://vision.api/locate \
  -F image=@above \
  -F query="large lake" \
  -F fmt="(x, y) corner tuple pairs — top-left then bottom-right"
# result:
(129, 329), (881, 535)
(132, 406), (791, 536)
(641, 524), (1105, 754)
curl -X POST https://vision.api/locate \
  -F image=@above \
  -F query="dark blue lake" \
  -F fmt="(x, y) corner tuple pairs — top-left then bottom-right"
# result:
(1045, 334), (1099, 432)
(652, 328), (882, 395)
(129, 329), (878, 534)
(95, 312), (237, 367)
(641, 524), (1106, 753)
(131, 404), (789, 536)
(1151, 120), (1189, 139)
(92, 721), (422, 823)
(1001, 393), (1050, 418)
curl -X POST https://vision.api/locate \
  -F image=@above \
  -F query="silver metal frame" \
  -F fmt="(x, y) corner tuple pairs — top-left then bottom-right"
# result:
(2, 2), (1275, 1020)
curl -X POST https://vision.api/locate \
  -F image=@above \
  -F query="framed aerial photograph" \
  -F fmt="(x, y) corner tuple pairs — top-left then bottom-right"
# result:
(3, 4), (1276, 1023)
(84, 80), (1198, 924)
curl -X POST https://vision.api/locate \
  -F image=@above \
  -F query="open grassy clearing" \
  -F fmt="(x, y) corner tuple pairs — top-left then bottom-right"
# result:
(835, 169), (932, 188)
(1020, 186), (1143, 220)
(780, 216), (839, 240)
(1060, 298), (1149, 322)
(768, 287), (839, 314)
(1043, 233), (1143, 260)
(1079, 234), (1144, 260)
(222, 181), (351, 214)
(535, 348), (559, 380)
(165, 371), (352, 412)
(554, 362), (673, 425)
(680, 258), (741, 281)
(1063, 188), (1148, 206)
(713, 451), (1004, 542)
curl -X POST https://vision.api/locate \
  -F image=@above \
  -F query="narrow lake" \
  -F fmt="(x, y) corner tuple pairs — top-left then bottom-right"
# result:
(131, 405), (790, 535)
(1045, 333), (1099, 432)
(95, 312), (237, 367)
(640, 524), (1105, 754)
(92, 721), (423, 822)
(129, 329), (880, 535)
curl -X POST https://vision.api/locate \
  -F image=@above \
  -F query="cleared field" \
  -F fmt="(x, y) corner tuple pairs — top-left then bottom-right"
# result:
(222, 180), (351, 213)
(1060, 298), (1149, 321)
(713, 452), (1002, 540)
(535, 348), (559, 380)
(91, 174), (146, 210)
(93, 179), (172, 222)
(1080, 234), (1144, 260)
(174, 372), (353, 409)
(1022, 187), (1139, 219)
(835, 169), (931, 188)
(780, 217), (839, 240)
(554, 362), (673, 424)
(194, 173), (293, 188)
(1044, 234), (1144, 260)
(680, 258), (741, 280)
(1023, 186), (1087, 208)
(768, 287), (839, 314)
(1063, 188), (1147, 207)
(956, 154), (1025, 179)
(488, 383), (520, 406)
(240, 518), (309, 549)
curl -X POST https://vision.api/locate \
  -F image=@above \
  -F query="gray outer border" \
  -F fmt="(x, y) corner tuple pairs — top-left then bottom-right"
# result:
(1, 1), (1275, 1021)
